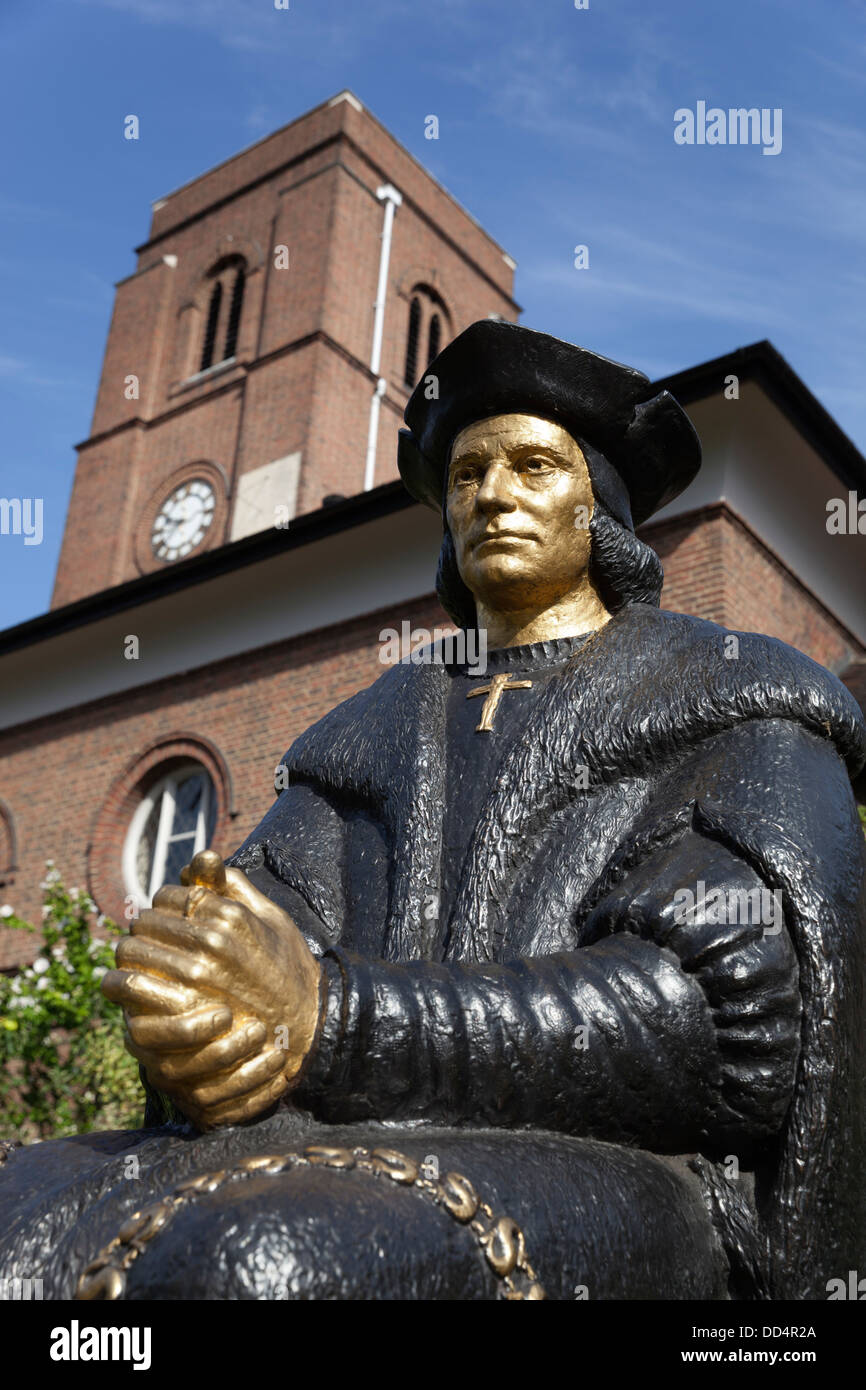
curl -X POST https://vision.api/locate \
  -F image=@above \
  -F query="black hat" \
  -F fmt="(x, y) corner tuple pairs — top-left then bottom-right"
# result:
(397, 320), (701, 528)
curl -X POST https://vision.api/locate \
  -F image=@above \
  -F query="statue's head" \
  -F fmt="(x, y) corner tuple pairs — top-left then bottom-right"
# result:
(445, 412), (596, 619)
(398, 320), (702, 630)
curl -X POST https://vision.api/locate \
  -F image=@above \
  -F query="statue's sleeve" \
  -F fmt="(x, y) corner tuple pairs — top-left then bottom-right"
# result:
(293, 721), (828, 1156)
(227, 780), (347, 956)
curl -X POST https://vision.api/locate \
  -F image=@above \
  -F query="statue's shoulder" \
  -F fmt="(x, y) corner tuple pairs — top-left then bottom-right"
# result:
(282, 652), (438, 772)
(617, 604), (851, 692)
(609, 605), (865, 771)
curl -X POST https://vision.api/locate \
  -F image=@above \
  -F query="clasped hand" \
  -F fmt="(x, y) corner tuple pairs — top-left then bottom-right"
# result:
(102, 851), (323, 1131)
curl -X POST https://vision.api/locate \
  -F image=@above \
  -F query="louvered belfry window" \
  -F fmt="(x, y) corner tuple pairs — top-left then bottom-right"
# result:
(404, 286), (449, 389)
(198, 257), (246, 375)
(404, 295), (421, 387)
(427, 311), (441, 367)
(200, 279), (223, 372)
(224, 265), (245, 361)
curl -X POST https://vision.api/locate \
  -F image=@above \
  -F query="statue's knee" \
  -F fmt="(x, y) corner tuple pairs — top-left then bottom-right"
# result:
(120, 1166), (495, 1301)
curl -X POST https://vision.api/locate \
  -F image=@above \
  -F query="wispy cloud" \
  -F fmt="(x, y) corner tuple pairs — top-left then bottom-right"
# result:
(72, 0), (415, 57)
(523, 255), (797, 332)
(0, 196), (56, 224)
(806, 46), (866, 85)
(0, 355), (87, 391)
(444, 7), (698, 156)
(73, 0), (249, 25)
(0, 355), (27, 375)
(244, 104), (276, 135)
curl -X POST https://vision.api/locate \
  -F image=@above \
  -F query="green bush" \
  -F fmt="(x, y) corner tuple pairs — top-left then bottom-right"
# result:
(0, 864), (142, 1142)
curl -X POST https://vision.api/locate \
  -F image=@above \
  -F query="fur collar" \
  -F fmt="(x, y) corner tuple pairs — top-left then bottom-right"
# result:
(284, 605), (865, 964)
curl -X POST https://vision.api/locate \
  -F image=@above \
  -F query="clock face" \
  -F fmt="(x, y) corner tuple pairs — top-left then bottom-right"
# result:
(151, 479), (216, 561)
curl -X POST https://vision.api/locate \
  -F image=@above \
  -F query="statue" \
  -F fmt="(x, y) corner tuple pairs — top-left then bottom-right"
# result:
(1, 321), (864, 1301)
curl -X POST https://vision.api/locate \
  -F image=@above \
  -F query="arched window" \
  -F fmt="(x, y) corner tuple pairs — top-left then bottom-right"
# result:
(123, 763), (217, 908)
(404, 295), (421, 387)
(197, 256), (246, 375)
(427, 311), (441, 367)
(224, 265), (245, 361)
(403, 285), (450, 388)
(200, 280), (223, 372)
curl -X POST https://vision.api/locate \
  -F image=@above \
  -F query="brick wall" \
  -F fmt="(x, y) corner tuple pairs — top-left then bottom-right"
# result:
(646, 503), (861, 675)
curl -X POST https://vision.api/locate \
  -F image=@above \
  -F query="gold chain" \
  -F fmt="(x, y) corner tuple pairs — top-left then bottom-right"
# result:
(75, 1144), (546, 1301)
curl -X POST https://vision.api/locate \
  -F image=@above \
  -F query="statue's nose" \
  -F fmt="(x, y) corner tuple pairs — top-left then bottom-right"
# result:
(475, 460), (517, 513)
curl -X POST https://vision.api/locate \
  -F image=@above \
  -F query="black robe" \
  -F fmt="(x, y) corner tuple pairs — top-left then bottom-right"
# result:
(1, 603), (864, 1301)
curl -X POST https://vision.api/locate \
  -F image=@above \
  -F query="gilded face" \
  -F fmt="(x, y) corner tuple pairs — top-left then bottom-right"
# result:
(445, 413), (594, 613)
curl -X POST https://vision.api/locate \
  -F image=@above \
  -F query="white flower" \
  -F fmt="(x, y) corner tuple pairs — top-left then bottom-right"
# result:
(10, 978), (22, 995)
(96, 914), (106, 930)
(41, 906), (50, 920)
(36, 977), (49, 991)
(92, 966), (107, 981)
(31, 957), (50, 974)
(51, 946), (66, 959)
(0, 905), (13, 919)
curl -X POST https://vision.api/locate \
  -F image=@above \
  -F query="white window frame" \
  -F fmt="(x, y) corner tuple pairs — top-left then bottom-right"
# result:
(123, 763), (214, 911)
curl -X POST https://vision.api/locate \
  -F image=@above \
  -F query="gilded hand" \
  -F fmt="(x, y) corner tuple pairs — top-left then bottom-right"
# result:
(102, 851), (324, 1130)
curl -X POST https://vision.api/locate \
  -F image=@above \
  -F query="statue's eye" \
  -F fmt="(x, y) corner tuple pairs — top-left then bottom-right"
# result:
(451, 465), (479, 487)
(520, 456), (550, 474)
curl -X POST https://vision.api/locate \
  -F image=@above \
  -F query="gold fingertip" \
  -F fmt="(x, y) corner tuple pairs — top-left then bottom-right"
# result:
(187, 849), (227, 895)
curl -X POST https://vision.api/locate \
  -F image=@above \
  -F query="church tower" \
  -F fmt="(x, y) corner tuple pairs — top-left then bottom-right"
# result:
(52, 91), (519, 607)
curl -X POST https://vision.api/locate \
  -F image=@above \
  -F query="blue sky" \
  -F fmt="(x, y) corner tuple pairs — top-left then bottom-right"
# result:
(0, 0), (864, 631)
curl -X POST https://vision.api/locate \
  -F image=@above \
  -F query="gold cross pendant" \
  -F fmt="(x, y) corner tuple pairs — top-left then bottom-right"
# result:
(466, 672), (534, 733)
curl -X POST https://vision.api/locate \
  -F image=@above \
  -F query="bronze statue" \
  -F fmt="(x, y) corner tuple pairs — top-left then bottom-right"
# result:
(1, 321), (864, 1301)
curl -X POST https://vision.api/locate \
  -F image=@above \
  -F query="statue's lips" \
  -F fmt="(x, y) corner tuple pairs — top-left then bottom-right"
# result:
(473, 531), (538, 551)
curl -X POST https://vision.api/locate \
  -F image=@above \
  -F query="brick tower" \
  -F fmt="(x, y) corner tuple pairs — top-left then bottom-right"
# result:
(52, 90), (519, 608)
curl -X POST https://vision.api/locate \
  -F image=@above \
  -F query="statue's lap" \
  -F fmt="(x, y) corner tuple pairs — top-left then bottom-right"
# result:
(1, 1111), (729, 1300)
